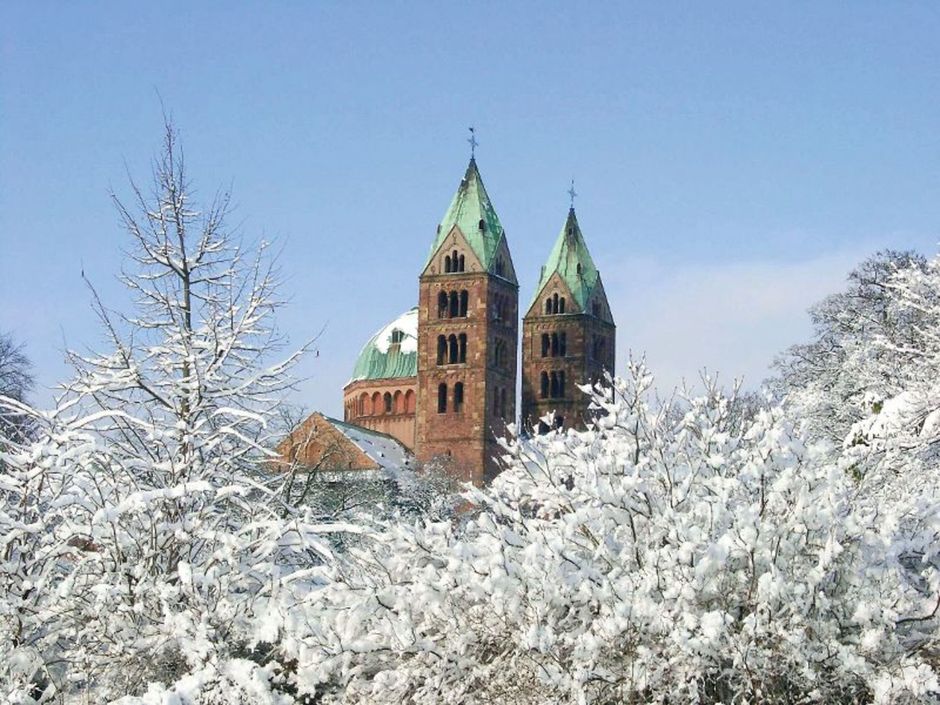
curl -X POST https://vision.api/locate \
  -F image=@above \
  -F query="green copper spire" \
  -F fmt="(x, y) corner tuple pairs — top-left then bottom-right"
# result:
(425, 158), (507, 273)
(531, 207), (600, 311)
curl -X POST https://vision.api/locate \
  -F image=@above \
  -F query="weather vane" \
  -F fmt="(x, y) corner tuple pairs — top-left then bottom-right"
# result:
(468, 126), (478, 158)
(568, 178), (578, 208)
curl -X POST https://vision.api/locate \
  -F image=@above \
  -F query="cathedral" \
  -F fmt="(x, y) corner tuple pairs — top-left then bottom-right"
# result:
(283, 156), (616, 486)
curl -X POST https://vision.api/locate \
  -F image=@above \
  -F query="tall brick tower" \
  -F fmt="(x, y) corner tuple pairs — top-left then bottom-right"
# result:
(521, 207), (615, 433)
(415, 158), (518, 485)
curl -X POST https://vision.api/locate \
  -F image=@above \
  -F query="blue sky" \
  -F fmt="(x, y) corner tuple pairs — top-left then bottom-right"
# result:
(3, 3), (940, 414)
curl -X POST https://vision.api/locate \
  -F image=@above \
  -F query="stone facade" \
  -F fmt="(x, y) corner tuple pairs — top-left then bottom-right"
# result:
(414, 245), (518, 485)
(521, 299), (616, 432)
(521, 209), (616, 433)
(343, 377), (416, 449)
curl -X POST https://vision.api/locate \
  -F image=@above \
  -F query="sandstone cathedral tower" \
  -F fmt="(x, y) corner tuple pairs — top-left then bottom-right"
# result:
(284, 152), (616, 488)
(414, 158), (519, 485)
(521, 206), (616, 433)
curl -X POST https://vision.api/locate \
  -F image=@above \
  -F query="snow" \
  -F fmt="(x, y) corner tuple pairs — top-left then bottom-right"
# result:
(331, 418), (412, 469)
(369, 308), (418, 355)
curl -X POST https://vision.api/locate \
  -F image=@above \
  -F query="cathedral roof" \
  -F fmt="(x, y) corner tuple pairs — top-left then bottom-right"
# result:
(425, 158), (507, 273)
(531, 208), (600, 310)
(276, 411), (412, 473)
(348, 308), (418, 384)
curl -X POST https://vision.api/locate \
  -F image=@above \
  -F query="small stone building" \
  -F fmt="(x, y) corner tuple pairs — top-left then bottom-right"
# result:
(276, 411), (411, 473)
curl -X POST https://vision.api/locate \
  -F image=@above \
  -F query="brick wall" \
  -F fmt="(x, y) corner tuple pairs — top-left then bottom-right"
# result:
(343, 377), (417, 450)
(415, 270), (518, 485)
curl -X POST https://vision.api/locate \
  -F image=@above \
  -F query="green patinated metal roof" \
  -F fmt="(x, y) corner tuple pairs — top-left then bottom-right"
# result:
(530, 208), (600, 311)
(425, 158), (506, 272)
(348, 309), (418, 383)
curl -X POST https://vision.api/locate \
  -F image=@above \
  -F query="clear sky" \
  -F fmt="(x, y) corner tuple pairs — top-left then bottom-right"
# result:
(3, 2), (940, 414)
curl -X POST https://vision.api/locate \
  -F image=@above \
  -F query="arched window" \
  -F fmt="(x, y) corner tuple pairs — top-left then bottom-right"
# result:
(438, 383), (448, 413)
(495, 257), (504, 276)
(448, 334), (458, 364)
(576, 263), (582, 275)
(438, 291), (448, 318)
(452, 249), (458, 267)
(444, 255), (452, 273)
(559, 332), (567, 357)
(559, 297), (566, 314)
(541, 333), (549, 357)
(478, 218), (485, 232)
(459, 290), (468, 317)
(372, 392), (382, 415)
(458, 254), (465, 272)
(458, 333), (467, 363)
(437, 335), (447, 365)
(545, 298), (552, 315)
(551, 332), (559, 357)
(592, 301), (601, 317)
(559, 371), (566, 397)
(550, 372), (559, 398)
(359, 392), (370, 416)
(492, 387), (500, 416)
(383, 392), (392, 414)
(552, 293), (559, 314)
(393, 390), (403, 413)
(540, 372), (549, 399)
(405, 389), (416, 413)
(454, 382), (464, 412)
(449, 291), (459, 318)
(593, 336), (606, 361)
(500, 388), (507, 420)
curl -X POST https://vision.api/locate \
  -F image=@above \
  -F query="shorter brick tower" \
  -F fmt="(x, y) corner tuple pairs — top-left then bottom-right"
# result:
(415, 158), (518, 485)
(521, 207), (615, 433)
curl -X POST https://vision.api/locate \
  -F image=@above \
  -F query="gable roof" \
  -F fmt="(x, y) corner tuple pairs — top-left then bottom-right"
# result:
(276, 411), (413, 473)
(425, 158), (508, 274)
(329, 417), (412, 470)
(530, 208), (600, 311)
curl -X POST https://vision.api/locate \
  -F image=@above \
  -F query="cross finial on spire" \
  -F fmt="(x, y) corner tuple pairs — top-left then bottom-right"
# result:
(567, 178), (578, 209)
(468, 126), (478, 159)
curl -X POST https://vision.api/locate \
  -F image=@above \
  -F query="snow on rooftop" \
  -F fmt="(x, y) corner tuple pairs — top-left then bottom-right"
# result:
(331, 418), (412, 470)
(370, 308), (418, 355)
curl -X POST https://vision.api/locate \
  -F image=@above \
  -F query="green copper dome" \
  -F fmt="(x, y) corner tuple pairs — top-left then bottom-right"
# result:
(349, 308), (418, 383)
(425, 158), (507, 273)
(530, 208), (600, 311)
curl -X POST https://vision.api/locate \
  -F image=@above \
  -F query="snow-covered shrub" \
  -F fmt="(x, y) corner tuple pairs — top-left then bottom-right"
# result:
(281, 361), (938, 704)
(0, 120), (344, 704)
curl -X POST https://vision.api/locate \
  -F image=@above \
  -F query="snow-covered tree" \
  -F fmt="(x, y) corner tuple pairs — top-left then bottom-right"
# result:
(772, 250), (928, 445)
(0, 331), (35, 443)
(276, 361), (938, 705)
(0, 120), (339, 703)
(839, 253), (940, 498)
